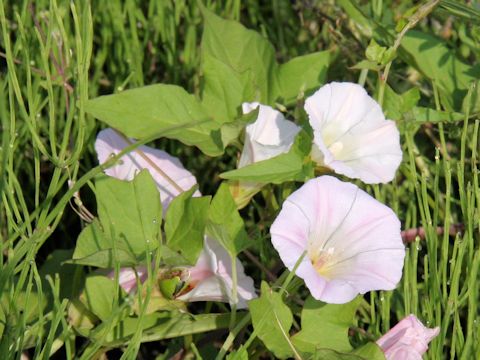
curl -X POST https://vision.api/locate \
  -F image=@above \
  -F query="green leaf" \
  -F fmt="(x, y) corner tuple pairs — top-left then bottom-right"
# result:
(306, 348), (366, 360)
(200, 6), (277, 116)
(336, 0), (394, 42)
(165, 187), (211, 265)
(365, 39), (395, 66)
(102, 311), (241, 345)
(350, 60), (382, 71)
(249, 282), (294, 359)
(71, 171), (162, 268)
(277, 51), (330, 104)
(67, 299), (97, 332)
(220, 130), (314, 184)
(462, 79), (480, 115)
(226, 346), (249, 360)
(335, 0), (374, 38)
(0, 302), (4, 340)
(207, 183), (250, 256)
(439, 0), (480, 24)
(219, 109), (258, 149)
(96, 170), (162, 257)
(350, 342), (385, 360)
(72, 219), (139, 268)
(201, 52), (255, 123)
(399, 30), (480, 110)
(81, 275), (118, 321)
(85, 84), (223, 156)
(39, 249), (83, 299)
(409, 107), (465, 124)
(157, 244), (197, 267)
(1, 290), (47, 324)
(0, 289), (49, 350)
(200, 8), (331, 116)
(292, 296), (361, 353)
(382, 85), (420, 121)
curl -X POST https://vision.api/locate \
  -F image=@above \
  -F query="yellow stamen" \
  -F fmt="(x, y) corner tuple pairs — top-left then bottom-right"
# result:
(311, 247), (335, 278)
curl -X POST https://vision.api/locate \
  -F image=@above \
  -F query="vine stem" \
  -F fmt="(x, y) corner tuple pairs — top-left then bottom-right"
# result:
(215, 313), (251, 360)
(215, 252), (307, 359)
(377, 0), (440, 106)
(279, 251), (307, 298)
(229, 256), (239, 328)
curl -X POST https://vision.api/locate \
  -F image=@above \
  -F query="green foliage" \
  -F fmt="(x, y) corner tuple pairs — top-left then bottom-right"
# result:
(226, 346), (248, 360)
(200, 6), (277, 118)
(292, 296), (361, 353)
(382, 85), (420, 121)
(72, 170), (162, 267)
(39, 249), (82, 300)
(81, 275), (118, 321)
(220, 130), (314, 184)
(1, 0), (479, 358)
(85, 84), (224, 156)
(438, 0), (480, 24)
(366, 39), (396, 66)
(351, 343), (385, 360)
(399, 30), (480, 110)
(103, 311), (237, 345)
(85, 4), (330, 162)
(306, 347), (383, 360)
(249, 282), (294, 359)
(276, 51), (331, 105)
(165, 187), (211, 265)
(72, 220), (138, 268)
(207, 182), (250, 256)
(219, 109), (258, 150)
(200, 5), (330, 118)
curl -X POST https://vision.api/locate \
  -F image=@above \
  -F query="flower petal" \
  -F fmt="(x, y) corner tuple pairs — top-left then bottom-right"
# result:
(270, 176), (405, 304)
(305, 82), (402, 183)
(178, 237), (257, 309)
(238, 103), (300, 167)
(107, 266), (148, 294)
(377, 314), (440, 359)
(95, 128), (199, 210)
(177, 276), (227, 303)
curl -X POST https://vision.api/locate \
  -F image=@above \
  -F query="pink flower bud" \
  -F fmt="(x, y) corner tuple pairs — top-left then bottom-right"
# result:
(377, 314), (440, 360)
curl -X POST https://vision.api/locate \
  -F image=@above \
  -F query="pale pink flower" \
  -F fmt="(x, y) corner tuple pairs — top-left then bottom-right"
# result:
(238, 102), (300, 168)
(95, 128), (199, 210)
(177, 237), (257, 309)
(107, 266), (148, 293)
(270, 176), (405, 304)
(305, 82), (402, 184)
(377, 314), (440, 360)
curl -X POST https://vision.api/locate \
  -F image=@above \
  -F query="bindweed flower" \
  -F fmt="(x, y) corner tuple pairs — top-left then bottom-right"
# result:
(238, 102), (300, 168)
(107, 266), (148, 294)
(305, 82), (402, 184)
(95, 128), (199, 210)
(376, 314), (440, 359)
(176, 237), (256, 309)
(270, 176), (405, 304)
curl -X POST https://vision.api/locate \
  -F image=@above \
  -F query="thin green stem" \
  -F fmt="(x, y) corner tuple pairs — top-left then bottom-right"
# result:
(215, 313), (251, 360)
(279, 251), (307, 298)
(378, 0), (440, 106)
